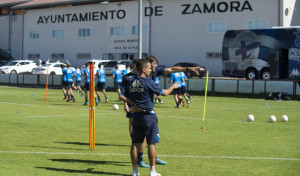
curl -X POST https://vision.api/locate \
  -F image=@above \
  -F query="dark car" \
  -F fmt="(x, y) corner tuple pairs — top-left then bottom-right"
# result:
(173, 62), (207, 78)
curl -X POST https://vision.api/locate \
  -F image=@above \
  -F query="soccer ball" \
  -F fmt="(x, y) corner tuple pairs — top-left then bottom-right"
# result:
(247, 114), (255, 122)
(113, 104), (119, 110)
(281, 115), (288, 122)
(269, 115), (276, 122)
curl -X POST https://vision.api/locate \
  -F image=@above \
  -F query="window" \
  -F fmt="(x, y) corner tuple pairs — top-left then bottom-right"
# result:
(28, 53), (40, 60)
(131, 25), (148, 35)
(51, 53), (64, 60)
(78, 28), (91, 37)
(248, 20), (268, 29)
(206, 52), (222, 59)
(77, 53), (91, 59)
(109, 26), (125, 36)
(52, 30), (64, 38)
(29, 31), (40, 39)
(208, 21), (226, 33)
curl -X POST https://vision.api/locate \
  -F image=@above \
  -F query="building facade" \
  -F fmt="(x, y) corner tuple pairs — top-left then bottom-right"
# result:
(0, 0), (299, 76)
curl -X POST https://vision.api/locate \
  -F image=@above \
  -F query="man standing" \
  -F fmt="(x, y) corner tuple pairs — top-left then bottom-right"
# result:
(121, 59), (178, 176)
(180, 72), (192, 104)
(96, 63), (108, 104)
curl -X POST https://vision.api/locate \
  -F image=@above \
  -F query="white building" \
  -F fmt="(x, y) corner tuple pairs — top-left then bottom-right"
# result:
(0, 0), (299, 76)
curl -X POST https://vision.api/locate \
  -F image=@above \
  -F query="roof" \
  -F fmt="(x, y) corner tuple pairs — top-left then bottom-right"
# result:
(0, 0), (32, 7)
(8, 0), (132, 10)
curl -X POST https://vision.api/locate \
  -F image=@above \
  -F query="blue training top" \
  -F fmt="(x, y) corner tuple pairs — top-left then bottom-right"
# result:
(113, 69), (122, 83)
(170, 72), (182, 88)
(180, 72), (187, 87)
(124, 77), (164, 111)
(62, 68), (67, 82)
(150, 66), (165, 81)
(97, 68), (105, 83)
(66, 68), (74, 83)
(83, 68), (90, 83)
(75, 69), (81, 81)
(155, 76), (159, 85)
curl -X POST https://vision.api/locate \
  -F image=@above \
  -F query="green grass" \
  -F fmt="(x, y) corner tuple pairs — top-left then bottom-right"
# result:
(0, 85), (299, 176)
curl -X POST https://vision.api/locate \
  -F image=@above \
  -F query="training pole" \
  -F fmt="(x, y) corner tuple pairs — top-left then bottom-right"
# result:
(45, 67), (49, 108)
(203, 71), (209, 121)
(89, 62), (95, 149)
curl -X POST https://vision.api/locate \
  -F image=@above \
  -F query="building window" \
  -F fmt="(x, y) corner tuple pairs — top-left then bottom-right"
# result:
(28, 53), (40, 60)
(248, 20), (268, 29)
(109, 26), (125, 36)
(78, 28), (90, 37)
(29, 31), (40, 39)
(52, 30), (64, 38)
(131, 25), (148, 35)
(51, 53), (64, 60)
(77, 53), (91, 59)
(206, 52), (222, 59)
(208, 21), (226, 33)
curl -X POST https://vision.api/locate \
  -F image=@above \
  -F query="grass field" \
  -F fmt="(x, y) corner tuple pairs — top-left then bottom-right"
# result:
(0, 85), (299, 176)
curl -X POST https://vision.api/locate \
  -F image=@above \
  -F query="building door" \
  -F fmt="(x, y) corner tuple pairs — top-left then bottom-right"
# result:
(279, 48), (289, 79)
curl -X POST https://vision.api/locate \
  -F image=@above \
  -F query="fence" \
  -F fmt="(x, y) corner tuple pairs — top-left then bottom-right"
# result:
(0, 74), (299, 97)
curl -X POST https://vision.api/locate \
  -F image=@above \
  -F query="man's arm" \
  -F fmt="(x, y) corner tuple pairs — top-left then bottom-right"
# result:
(161, 82), (179, 96)
(164, 67), (200, 75)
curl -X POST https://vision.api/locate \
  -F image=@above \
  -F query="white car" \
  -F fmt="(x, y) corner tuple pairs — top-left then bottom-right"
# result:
(84, 60), (125, 75)
(0, 60), (37, 74)
(32, 63), (74, 75)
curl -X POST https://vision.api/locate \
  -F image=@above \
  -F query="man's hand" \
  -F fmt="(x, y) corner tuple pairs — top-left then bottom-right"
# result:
(172, 82), (179, 89)
(124, 103), (130, 113)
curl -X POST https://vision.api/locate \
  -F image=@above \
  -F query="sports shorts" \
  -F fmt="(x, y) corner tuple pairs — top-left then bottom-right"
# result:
(96, 82), (106, 91)
(172, 88), (181, 95)
(181, 86), (187, 94)
(132, 112), (160, 145)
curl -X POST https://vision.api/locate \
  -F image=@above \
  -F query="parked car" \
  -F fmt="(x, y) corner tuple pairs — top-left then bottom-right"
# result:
(85, 60), (126, 75)
(0, 60), (37, 74)
(117, 60), (132, 67)
(32, 63), (73, 75)
(103, 61), (126, 75)
(173, 62), (207, 78)
(0, 60), (10, 67)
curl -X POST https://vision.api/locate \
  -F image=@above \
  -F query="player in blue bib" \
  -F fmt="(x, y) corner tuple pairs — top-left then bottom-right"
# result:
(120, 59), (178, 176)
(61, 65), (68, 100)
(96, 63), (108, 103)
(122, 65), (132, 75)
(65, 63), (76, 102)
(113, 64), (123, 99)
(74, 66), (83, 96)
(82, 63), (90, 105)
(154, 76), (163, 104)
(180, 72), (192, 104)
(170, 72), (184, 108)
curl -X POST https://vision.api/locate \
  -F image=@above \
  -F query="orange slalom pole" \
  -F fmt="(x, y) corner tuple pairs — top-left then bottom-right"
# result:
(91, 62), (95, 149)
(89, 64), (92, 149)
(45, 67), (49, 108)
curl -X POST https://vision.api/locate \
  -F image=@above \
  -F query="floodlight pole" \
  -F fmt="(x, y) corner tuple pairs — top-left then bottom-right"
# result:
(138, 0), (143, 59)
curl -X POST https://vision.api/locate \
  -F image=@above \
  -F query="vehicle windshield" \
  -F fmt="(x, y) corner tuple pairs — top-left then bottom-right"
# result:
(6, 62), (18, 66)
(42, 64), (52, 67)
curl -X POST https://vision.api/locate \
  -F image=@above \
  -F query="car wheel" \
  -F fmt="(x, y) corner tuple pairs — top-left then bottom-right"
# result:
(246, 68), (257, 79)
(10, 70), (17, 74)
(31, 69), (35, 74)
(50, 72), (56, 75)
(261, 69), (270, 80)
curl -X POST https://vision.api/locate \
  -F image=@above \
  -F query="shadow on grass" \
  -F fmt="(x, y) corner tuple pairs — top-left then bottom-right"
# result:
(18, 145), (86, 151)
(55, 141), (130, 147)
(50, 158), (130, 167)
(36, 167), (130, 175)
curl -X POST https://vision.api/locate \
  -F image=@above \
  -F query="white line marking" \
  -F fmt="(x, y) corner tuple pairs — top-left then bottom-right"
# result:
(0, 151), (299, 161)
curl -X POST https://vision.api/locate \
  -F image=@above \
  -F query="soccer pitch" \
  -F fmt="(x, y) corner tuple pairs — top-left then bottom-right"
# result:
(0, 85), (299, 176)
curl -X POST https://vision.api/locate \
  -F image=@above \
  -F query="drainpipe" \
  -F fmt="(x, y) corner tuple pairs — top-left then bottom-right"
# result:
(8, 10), (12, 60)
(147, 0), (152, 55)
(22, 11), (26, 60)
(138, 0), (142, 59)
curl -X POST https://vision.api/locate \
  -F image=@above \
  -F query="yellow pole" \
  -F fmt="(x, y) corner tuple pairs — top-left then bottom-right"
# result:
(203, 71), (209, 121)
